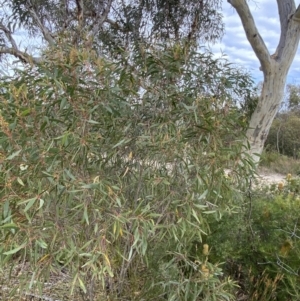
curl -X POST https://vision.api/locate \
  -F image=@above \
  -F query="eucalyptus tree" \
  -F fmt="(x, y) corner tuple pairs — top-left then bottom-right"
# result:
(228, 0), (300, 163)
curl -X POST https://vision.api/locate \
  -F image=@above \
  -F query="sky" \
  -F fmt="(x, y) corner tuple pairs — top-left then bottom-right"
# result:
(211, 0), (300, 84)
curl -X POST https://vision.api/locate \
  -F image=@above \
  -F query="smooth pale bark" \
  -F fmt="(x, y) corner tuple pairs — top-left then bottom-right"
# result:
(228, 0), (300, 164)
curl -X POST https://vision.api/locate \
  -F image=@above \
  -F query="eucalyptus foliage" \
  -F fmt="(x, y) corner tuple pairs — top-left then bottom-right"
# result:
(0, 0), (224, 66)
(0, 42), (254, 300)
(5, 0), (223, 40)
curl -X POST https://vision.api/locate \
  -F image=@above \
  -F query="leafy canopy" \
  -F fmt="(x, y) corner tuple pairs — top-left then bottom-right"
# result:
(0, 0), (224, 65)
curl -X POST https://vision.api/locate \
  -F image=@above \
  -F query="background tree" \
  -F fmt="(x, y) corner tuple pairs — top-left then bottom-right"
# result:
(228, 0), (300, 163)
(265, 83), (300, 159)
(286, 83), (300, 112)
(0, 0), (224, 64)
(266, 112), (300, 158)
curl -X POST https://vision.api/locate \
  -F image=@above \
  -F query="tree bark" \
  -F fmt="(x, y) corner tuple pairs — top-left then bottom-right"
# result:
(228, 0), (300, 164)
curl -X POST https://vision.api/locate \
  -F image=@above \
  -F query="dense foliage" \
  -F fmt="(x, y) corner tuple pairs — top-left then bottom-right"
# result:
(208, 177), (300, 301)
(0, 42), (255, 300)
(5, 0), (223, 42)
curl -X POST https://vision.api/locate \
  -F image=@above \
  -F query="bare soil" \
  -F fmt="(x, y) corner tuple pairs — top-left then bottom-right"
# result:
(256, 167), (287, 186)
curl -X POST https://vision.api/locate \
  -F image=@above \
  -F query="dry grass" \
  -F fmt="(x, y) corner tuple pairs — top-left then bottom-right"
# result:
(0, 262), (106, 301)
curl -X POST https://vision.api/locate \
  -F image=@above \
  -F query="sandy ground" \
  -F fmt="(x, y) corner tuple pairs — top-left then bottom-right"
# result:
(256, 168), (287, 186)
(225, 168), (287, 187)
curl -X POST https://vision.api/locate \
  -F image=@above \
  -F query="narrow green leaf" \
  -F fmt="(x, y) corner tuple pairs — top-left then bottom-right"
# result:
(20, 108), (31, 116)
(18, 197), (37, 206)
(24, 197), (37, 212)
(78, 276), (87, 293)
(0, 223), (19, 230)
(113, 138), (131, 148)
(83, 206), (89, 225)
(6, 149), (22, 160)
(38, 198), (44, 210)
(87, 119), (100, 124)
(36, 239), (48, 249)
(203, 210), (217, 214)
(3, 243), (26, 255)
(17, 177), (25, 186)
(81, 183), (99, 189)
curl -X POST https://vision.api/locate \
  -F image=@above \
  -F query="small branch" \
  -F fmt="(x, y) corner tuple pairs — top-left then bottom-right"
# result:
(0, 22), (18, 49)
(25, 0), (55, 46)
(75, 0), (84, 25)
(90, 0), (113, 37)
(227, 0), (271, 74)
(0, 21), (42, 65)
(105, 18), (127, 32)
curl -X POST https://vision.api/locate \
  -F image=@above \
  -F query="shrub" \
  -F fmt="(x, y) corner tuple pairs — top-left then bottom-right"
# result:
(265, 113), (300, 159)
(207, 189), (300, 300)
(260, 151), (300, 175)
(0, 43), (253, 300)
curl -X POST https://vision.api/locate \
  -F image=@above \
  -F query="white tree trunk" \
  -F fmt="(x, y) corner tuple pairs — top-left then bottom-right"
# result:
(228, 0), (300, 164)
(246, 67), (287, 162)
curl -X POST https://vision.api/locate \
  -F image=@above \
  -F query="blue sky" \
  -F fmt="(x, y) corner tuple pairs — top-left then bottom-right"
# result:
(210, 0), (300, 84)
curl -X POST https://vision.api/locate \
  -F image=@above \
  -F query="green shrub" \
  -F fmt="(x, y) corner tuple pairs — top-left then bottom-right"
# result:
(207, 190), (300, 300)
(0, 43), (254, 300)
(260, 150), (281, 168)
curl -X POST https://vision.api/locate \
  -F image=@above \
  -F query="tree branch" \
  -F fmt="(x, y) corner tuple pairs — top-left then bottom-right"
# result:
(104, 18), (127, 32)
(90, 0), (113, 37)
(0, 22), (18, 49)
(274, 0), (296, 59)
(25, 0), (55, 46)
(276, 3), (300, 66)
(0, 47), (41, 64)
(227, 0), (271, 74)
(75, 0), (84, 26)
(0, 22), (42, 65)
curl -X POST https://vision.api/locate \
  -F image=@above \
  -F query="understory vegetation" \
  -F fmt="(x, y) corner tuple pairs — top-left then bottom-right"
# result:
(264, 83), (300, 164)
(1, 42), (300, 301)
